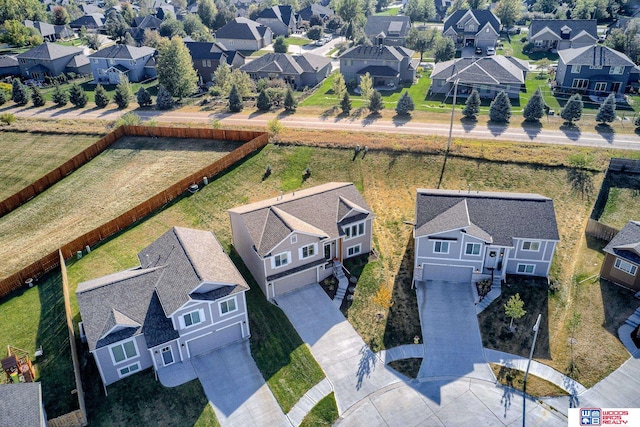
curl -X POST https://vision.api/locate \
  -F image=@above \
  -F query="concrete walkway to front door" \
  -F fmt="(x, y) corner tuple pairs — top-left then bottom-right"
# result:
(417, 280), (495, 381)
(276, 284), (405, 415)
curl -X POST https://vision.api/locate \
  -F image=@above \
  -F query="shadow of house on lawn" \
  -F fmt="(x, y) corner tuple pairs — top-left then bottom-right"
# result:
(599, 277), (637, 338)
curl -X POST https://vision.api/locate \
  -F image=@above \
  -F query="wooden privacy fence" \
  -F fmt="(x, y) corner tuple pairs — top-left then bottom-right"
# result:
(585, 219), (620, 242)
(608, 158), (640, 174)
(0, 127), (268, 299)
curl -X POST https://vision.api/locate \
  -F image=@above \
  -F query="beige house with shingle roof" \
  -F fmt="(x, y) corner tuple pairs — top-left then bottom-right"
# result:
(228, 183), (374, 299)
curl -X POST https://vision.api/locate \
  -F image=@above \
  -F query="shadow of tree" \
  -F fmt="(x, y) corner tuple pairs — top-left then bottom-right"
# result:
(520, 121), (542, 140)
(487, 121), (508, 136)
(392, 114), (410, 127)
(319, 107), (337, 121)
(559, 123), (581, 141)
(460, 117), (477, 133)
(356, 342), (378, 390)
(566, 168), (594, 200)
(361, 112), (380, 127)
(595, 123), (615, 144)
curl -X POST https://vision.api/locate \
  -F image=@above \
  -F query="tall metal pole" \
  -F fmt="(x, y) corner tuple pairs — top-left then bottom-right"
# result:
(446, 78), (459, 152)
(522, 314), (542, 427)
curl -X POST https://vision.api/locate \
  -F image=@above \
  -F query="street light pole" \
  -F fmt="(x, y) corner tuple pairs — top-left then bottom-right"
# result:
(522, 313), (542, 427)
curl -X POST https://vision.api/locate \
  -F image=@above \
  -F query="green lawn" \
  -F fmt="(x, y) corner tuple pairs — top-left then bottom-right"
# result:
(38, 79), (159, 104)
(299, 392), (339, 427)
(287, 37), (312, 46)
(375, 6), (401, 15)
(504, 37), (559, 63)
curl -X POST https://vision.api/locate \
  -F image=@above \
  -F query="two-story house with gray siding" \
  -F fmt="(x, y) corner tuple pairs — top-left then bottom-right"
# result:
(229, 182), (374, 300)
(556, 45), (636, 96)
(215, 18), (273, 52)
(256, 5), (299, 36)
(339, 44), (417, 88)
(413, 190), (559, 286)
(364, 16), (411, 46)
(528, 19), (597, 51)
(443, 9), (500, 50)
(88, 45), (157, 84)
(76, 227), (250, 389)
(16, 43), (88, 80)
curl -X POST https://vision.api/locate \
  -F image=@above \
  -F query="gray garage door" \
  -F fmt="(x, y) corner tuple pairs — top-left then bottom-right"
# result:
(274, 268), (318, 297)
(423, 264), (473, 283)
(188, 323), (243, 358)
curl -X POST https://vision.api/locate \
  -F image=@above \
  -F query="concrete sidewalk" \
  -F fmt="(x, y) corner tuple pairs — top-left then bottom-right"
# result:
(417, 281), (495, 381)
(286, 378), (333, 427)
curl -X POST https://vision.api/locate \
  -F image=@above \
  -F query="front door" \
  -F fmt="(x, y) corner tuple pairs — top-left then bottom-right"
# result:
(611, 82), (622, 93)
(484, 246), (500, 271)
(324, 241), (335, 260)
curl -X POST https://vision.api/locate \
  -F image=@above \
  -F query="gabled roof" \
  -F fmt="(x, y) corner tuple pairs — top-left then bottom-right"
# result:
(185, 41), (227, 59)
(604, 221), (640, 265)
(0, 55), (19, 68)
(69, 13), (105, 28)
(258, 5), (295, 25)
(89, 45), (156, 60)
(24, 20), (56, 37)
(229, 182), (373, 257)
(240, 52), (330, 75)
(215, 17), (270, 41)
(66, 54), (89, 68)
(529, 19), (597, 41)
(365, 16), (411, 38)
(132, 14), (162, 29)
(17, 42), (83, 61)
(0, 383), (45, 427)
(443, 9), (500, 34)
(431, 55), (529, 85)
(415, 190), (559, 246)
(297, 3), (334, 21)
(77, 227), (249, 351)
(558, 45), (635, 67)
(339, 44), (414, 61)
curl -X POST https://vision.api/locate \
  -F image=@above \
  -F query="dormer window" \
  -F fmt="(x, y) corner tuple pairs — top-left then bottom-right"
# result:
(469, 24), (475, 31)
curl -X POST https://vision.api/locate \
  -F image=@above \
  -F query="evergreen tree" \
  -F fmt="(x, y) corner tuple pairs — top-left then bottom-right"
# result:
(11, 79), (28, 105)
(52, 83), (68, 107)
(113, 77), (132, 109)
(155, 84), (174, 110)
(94, 84), (110, 108)
(341, 92), (352, 115)
(395, 91), (414, 115)
(489, 90), (511, 123)
(560, 93), (583, 124)
(462, 88), (481, 120)
(69, 83), (88, 108)
(273, 36), (287, 53)
(595, 93), (616, 125)
(156, 36), (198, 99)
(284, 88), (297, 112)
(368, 90), (384, 113)
(0, 90), (6, 106)
(634, 115), (640, 130)
(228, 84), (243, 112)
(256, 89), (271, 111)
(523, 87), (544, 122)
(136, 86), (152, 107)
(30, 85), (45, 107)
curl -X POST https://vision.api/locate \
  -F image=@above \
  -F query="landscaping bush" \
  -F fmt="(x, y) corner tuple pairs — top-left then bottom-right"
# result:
(273, 36), (287, 53)
(11, 79), (28, 105)
(0, 90), (6, 106)
(52, 84), (68, 107)
(69, 83), (88, 108)
(0, 112), (16, 125)
(489, 90), (511, 123)
(155, 84), (174, 110)
(462, 89), (480, 120)
(30, 85), (45, 107)
(94, 84), (110, 108)
(136, 86), (152, 107)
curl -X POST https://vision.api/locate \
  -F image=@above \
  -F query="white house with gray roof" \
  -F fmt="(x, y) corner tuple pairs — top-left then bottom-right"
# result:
(528, 19), (598, 51)
(229, 182), (374, 299)
(76, 227), (250, 388)
(88, 45), (156, 84)
(430, 55), (529, 98)
(239, 52), (331, 89)
(16, 42), (88, 80)
(413, 190), (559, 286)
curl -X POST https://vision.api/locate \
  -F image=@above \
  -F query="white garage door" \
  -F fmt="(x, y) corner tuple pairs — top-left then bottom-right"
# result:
(423, 264), (473, 283)
(187, 323), (243, 358)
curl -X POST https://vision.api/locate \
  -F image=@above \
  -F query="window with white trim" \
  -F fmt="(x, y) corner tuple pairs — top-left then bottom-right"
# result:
(610, 66), (624, 75)
(111, 339), (138, 364)
(517, 264), (535, 274)
(181, 309), (204, 329)
(347, 244), (361, 257)
(571, 65), (581, 73)
(290, 234), (297, 244)
(465, 243), (481, 255)
(521, 241), (540, 251)
(344, 222), (365, 240)
(433, 241), (450, 254)
(272, 252), (290, 268)
(300, 243), (316, 259)
(118, 362), (140, 378)
(161, 346), (174, 366)
(572, 78), (589, 89)
(614, 258), (637, 276)
(594, 82), (607, 92)
(220, 297), (237, 315)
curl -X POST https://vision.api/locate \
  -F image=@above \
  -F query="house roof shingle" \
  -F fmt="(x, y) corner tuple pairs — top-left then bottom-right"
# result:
(415, 190), (560, 246)
(529, 19), (597, 41)
(297, 3), (333, 21)
(215, 17), (270, 41)
(558, 45), (635, 67)
(0, 383), (45, 427)
(240, 52), (330, 75)
(229, 182), (373, 257)
(604, 221), (640, 265)
(17, 42), (83, 60)
(431, 55), (529, 85)
(339, 44), (414, 61)
(364, 16), (411, 39)
(0, 55), (19, 68)
(443, 9), (500, 34)
(89, 44), (156, 60)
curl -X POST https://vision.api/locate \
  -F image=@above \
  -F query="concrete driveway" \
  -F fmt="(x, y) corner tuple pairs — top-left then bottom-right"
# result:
(417, 281), (494, 381)
(191, 341), (290, 427)
(276, 284), (404, 414)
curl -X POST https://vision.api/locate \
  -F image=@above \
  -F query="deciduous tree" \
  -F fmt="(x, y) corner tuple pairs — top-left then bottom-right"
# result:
(495, 0), (521, 29)
(434, 36), (455, 62)
(504, 293), (525, 331)
(359, 72), (373, 106)
(51, 6), (70, 25)
(332, 73), (347, 103)
(273, 36), (288, 53)
(197, 0), (217, 29)
(156, 36), (198, 99)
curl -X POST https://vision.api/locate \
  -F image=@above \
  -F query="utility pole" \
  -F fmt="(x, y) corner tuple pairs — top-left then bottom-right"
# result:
(522, 314), (542, 427)
(446, 78), (459, 152)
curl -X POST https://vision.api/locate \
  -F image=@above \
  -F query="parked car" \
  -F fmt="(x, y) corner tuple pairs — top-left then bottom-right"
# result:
(315, 39), (326, 46)
(475, 47), (482, 55)
(486, 47), (495, 56)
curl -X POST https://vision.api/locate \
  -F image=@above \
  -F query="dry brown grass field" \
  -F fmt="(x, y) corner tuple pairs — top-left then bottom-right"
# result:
(0, 136), (240, 281)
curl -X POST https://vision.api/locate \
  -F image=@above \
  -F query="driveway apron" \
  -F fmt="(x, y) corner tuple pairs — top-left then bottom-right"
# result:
(276, 284), (404, 414)
(417, 281), (494, 381)
(191, 341), (290, 427)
